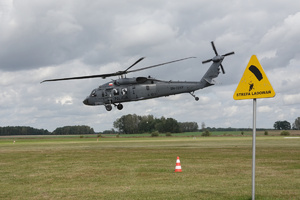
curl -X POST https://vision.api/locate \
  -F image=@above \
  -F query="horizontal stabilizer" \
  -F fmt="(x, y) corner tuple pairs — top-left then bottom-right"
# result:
(204, 78), (215, 85)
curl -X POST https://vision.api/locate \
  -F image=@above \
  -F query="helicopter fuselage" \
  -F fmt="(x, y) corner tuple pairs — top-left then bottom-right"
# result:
(41, 41), (234, 111)
(83, 76), (212, 110)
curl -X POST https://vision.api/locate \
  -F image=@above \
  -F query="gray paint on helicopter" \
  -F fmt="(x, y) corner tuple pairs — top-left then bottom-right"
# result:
(42, 42), (234, 111)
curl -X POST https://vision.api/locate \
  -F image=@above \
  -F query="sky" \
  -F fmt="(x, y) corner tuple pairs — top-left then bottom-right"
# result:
(1, 0), (300, 132)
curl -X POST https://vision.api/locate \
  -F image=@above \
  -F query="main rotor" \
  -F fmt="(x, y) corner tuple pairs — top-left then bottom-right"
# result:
(41, 56), (196, 83)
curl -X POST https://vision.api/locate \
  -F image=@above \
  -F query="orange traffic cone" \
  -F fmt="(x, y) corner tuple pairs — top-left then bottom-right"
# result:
(174, 156), (182, 172)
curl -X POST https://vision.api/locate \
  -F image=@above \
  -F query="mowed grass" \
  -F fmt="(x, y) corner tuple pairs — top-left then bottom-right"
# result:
(0, 136), (299, 200)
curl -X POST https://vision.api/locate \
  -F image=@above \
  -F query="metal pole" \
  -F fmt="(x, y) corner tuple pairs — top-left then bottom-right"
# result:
(252, 98), (256, 200)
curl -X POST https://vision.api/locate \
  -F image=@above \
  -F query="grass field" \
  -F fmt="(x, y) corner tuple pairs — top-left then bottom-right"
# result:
(0, 135), (299, 199)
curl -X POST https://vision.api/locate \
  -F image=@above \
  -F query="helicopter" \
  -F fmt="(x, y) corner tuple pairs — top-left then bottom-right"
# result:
(41, 41), (234, 111)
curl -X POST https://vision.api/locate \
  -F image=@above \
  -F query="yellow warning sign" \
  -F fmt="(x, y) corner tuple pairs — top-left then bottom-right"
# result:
(233, 55), (275, 100)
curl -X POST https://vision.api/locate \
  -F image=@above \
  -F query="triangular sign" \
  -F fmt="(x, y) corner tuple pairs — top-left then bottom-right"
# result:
(233, 55), (275, 100)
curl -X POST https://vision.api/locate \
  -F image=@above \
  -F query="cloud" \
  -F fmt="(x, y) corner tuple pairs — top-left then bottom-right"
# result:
(283, 94), (300, 105)
(55, 95), (73, 105)
(115, 20), (177, 50)
(259, 12), (300, 68)
(0, 1), (115, 71)
(258, 105), (272, 113)
(1, 0), (300, 132)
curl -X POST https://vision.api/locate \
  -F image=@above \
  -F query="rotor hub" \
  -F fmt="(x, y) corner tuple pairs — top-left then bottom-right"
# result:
(212, 55), (223, 62)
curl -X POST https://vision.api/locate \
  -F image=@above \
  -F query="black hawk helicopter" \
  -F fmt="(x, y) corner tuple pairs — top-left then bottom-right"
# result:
(41, 41), (234, 111)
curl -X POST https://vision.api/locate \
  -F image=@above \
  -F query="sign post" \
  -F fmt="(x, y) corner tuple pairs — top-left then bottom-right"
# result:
(233, 55), (275, 200)
(252, 98), (256, 200)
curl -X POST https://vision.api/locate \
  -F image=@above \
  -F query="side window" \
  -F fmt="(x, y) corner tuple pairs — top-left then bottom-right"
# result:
(121, 88), (128, 95)
(105, 88), (112, 97)
(113, 89), (119, 96)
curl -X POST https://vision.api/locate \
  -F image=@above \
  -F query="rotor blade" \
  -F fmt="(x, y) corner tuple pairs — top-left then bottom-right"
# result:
(211, 41), (218, 56)
(41, 57), (196, 83)
(40, 73), (112, 83)
(127, 57), (196, 73)
(222, 52), (235, 57)
(202, 59), (212, 64)
(220, 64), (225, 74)
(123, 57), (145, 72)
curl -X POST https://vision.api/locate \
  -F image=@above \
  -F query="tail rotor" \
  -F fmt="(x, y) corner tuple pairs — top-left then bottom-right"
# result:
(202, 41), (235, 74)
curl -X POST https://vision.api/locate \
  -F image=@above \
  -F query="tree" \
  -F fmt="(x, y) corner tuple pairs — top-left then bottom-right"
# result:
(179, 122), (199, 132)
(52, 125), (94, 135)
(165, 118), (180, 133)
(113, 114), (196, 134)
(101, 129), (116, 134)
(155, 117), (180, 133)
(202, 129), (211, 136)
(138, 115), (156, 133)
(201, 122), (206, 131)
(155, 116), (166, 133)
(273, 120), (291, 130)
(113, 114), (139, 134)
(292, 117), (300, 130)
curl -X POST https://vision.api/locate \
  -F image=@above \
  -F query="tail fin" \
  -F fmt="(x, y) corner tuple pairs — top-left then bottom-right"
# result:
(200, 41), (234, 87)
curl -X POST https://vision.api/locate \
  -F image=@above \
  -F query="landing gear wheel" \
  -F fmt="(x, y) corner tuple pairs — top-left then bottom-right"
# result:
(117, 104), (123, 110)
(189, 91), (199, 101)
(105, 104), (112, 111)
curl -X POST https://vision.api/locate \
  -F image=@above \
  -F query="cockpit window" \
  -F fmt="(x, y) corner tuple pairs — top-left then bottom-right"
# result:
(91, 90), (97, 97)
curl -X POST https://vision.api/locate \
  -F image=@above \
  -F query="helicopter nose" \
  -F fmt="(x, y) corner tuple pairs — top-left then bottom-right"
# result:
(83, 97), (89, 105)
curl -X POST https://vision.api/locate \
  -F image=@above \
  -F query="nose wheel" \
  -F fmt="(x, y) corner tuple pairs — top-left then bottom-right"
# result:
(105, 104), (112, 111)
(190, 92), (199, 101)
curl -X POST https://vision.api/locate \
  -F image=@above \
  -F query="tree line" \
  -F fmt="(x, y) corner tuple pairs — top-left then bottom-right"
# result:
(0, 125), (94, 136)
(0, 126), (50, 136)
(1, 117), (300, 136)
(113, 114), (198, 134)
(52, 125), (95, 135)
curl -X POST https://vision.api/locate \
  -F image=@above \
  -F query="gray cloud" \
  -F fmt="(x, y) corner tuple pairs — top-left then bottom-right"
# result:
(1, 0), (300, 131)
